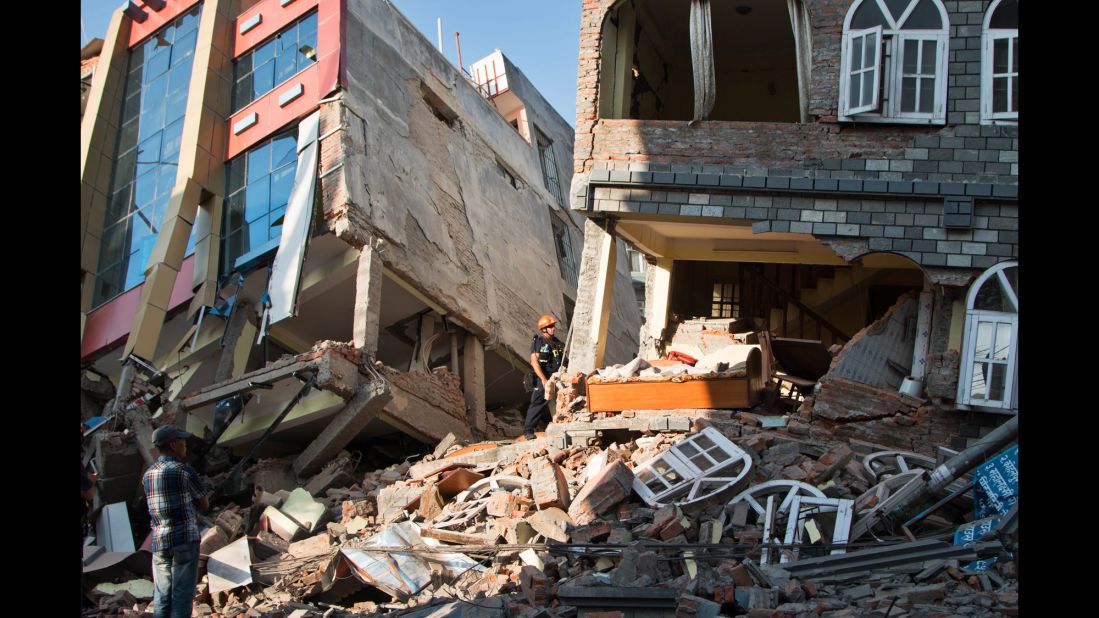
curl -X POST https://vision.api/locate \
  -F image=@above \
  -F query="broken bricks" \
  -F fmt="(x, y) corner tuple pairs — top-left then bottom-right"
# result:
(568, 459), (635, 525)
(83, 391), (1017, 617)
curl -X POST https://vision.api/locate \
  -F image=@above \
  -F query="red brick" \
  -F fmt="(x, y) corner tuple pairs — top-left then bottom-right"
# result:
(519, 565), (548, 607)
(530, 458), (571, 510)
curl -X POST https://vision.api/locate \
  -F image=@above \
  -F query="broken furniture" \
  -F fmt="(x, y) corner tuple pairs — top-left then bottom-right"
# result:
(765, 335), (833, 406)
(725, 480), (853, 566)
(586, 348), (763, 412)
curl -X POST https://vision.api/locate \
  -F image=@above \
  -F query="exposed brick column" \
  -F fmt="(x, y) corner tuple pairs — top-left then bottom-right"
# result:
(574, 0), (612, 173)
(462, 334), (487, 434)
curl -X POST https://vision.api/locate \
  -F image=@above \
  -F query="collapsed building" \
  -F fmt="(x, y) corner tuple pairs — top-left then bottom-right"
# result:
(566, 0), (1019, 449)
(79, 0), (642, 479)
(79, 1), (1021, 616)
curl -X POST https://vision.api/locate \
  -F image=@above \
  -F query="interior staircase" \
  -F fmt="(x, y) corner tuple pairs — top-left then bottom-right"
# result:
(732, 263), (885, 348)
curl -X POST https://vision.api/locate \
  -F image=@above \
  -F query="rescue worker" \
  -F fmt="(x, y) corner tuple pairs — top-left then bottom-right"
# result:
(523, 314), (565, 439)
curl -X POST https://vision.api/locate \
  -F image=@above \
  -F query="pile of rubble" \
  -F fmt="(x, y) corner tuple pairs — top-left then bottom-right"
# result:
(83, 409), (1018, 618)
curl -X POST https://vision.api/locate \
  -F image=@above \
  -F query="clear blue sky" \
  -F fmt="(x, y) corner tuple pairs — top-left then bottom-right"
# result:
(80, 0), (582, 125)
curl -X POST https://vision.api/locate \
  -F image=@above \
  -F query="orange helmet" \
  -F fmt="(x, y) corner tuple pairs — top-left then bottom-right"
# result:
(537, 314), (557, 330)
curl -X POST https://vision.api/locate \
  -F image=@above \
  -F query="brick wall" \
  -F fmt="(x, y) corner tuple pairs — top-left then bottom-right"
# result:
(925, 349), (961, 401)
(809, 400), (964, 455)
(575, 1), (1017, 186)
(583, 179), (1016, 271)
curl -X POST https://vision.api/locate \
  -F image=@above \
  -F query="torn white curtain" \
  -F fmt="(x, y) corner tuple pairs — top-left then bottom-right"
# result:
(259, 111), (321, 340)
(787, 0), (811, 122)
(689, 0), (715, 121)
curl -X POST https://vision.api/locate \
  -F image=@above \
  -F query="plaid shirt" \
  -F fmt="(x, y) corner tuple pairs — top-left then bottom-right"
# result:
(143, 455), (207, 551)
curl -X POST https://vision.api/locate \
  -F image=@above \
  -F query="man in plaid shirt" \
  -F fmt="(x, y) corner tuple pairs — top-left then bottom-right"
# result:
(143, 425), (211, 618)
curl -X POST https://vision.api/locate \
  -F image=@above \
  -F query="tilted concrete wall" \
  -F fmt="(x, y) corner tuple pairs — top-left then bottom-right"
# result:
(319, 0), (639, 364)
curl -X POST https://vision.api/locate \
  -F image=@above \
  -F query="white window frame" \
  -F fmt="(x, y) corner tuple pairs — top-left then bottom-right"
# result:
(838, 0), (949, 125)
(842, 26), (883, 115)
(711, 282), (740, 319)
(981, 0), (1018, 124)
(632, 427), (753, 507)
(889, 33), (948, 120)
(957, 261), (1018, 412)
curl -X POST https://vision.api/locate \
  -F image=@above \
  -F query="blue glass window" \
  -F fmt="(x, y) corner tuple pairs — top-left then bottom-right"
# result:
(231, 11), (318, 113)
(92, 5), (202, 309)
(222, 129), (299, 272)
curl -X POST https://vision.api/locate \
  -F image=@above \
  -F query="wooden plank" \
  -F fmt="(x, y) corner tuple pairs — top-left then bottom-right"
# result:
(587, 377), (756, 412)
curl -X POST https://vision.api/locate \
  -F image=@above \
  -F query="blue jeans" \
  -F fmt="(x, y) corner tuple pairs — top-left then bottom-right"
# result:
(151, 541), (199, 618)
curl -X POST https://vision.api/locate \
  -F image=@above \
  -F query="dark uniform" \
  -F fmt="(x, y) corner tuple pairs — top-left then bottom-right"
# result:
(523, 333), (565, 436)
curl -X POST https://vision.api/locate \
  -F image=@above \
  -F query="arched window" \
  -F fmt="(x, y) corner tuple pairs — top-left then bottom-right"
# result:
(838, 0), (949, 124)
(981, 0), (1018, 123)
(957, 260), (1018, 411)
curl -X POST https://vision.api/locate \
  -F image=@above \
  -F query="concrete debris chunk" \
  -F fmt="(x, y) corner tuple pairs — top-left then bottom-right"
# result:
(568, 459), (635, 525)
(527, 507), (574, 542)
(530, 457), (571, 510)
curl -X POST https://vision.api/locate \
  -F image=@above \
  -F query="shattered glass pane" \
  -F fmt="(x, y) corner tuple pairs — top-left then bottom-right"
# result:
(653, 460), (680, 484)
(638, 469), (667, 493)
(689, 452), (715, 469)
